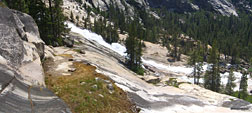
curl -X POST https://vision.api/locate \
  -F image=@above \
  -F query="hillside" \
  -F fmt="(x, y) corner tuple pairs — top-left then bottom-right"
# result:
(1, 0), (252, 113)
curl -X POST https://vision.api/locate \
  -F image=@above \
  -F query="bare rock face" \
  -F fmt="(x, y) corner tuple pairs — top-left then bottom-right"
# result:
(13, 10), (45, 59)
(208, 0), (238, 16)
(0, 64), (71, 113)
(0, 7), (26, 67)
(0, 7), (46, 86)
(0, 7), (71, 113)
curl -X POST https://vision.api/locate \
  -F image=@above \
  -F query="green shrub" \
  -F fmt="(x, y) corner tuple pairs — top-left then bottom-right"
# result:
(232, 91), (252, 103)
(133, 67), (145, 75)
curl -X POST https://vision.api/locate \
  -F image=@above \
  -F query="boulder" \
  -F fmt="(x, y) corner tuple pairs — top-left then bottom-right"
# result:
(223, 99), (252, 111)
(107, 83), (114, 91)
(0, 7), (26, 68)
(63, 36), (74, 48)
(147, 78), (160, 84)
(44, 45), (55, 59)
(13, 10), (45, 59)
(0, 7), (71, 112)
(80, 50), (86, 54)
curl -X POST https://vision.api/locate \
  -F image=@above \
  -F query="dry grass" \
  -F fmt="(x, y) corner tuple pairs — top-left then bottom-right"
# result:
(45, 62), (136, 113)
(0, 2), (6, 8)
(58, 54), (74, 58)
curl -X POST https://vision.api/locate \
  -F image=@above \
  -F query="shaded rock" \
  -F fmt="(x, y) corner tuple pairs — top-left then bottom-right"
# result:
(91, 84), (98, 89)
(147, 78), (160, 84)
(68, 68), (76, 72)
(95, 77), (102, 82)
(107, 83), (114, 91)
(167, 58), (175, 62)
(53, 42), (59, 47)
(223, 99), (251, 110)
(68, 58), (74, 61)
(33, 42), (45, 59)
(63, 36), (74, 48)
(80, 50), (86, 54)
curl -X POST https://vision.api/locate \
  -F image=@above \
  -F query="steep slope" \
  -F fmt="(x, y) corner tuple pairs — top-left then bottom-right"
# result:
(68, 0), (251, 17)
(0, 7), (71, 112)
(60, 22), (252, 113)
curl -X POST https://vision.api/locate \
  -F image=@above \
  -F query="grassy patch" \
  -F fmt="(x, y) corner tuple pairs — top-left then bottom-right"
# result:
(232, 92), (252, 103)
(58, 54), (73, 58)
(74, 41), (83, 45)
(45, 62), (136, 113)
(166, 78), (179, 87)
(73, 49), (81, 53)
(166, 78), (190, 87)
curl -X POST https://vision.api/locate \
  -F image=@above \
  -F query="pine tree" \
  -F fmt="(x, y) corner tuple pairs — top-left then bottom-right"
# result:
(225, 67), (236, 95)
(188, 43), (203, 84)
(48, 0), (55, 43)
(249, 58), (252, 78)
(53, 0), (68, 45)
(76, 15), (79, 26)
(188, 48), (198, 84)
(238, 71), (248, 99)
(70, 11), (74, 22)
(125, 22), (143, 75)
(172, 33), (179, 61)
(28, 0), (52, 44)
(5, 0), (29, 13)
(204, 40), (221, 92)
(18, 0), (29, 13)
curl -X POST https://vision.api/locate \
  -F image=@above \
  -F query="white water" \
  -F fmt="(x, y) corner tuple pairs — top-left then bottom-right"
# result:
(66, 22), (127, 56)
(141, 58), (250, 91)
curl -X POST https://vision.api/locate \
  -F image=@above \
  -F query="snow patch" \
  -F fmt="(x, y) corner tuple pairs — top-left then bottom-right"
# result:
(66, 22), (127, 56)
(142, 58), (250, 92)
(142, 58), (193, 75)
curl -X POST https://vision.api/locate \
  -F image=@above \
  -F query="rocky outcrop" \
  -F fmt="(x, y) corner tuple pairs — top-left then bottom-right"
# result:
(0, 7), (26, 67)
(14, 10), (45, 59)
(0, 7), (71, 112)
(0, 64), (71, 113)
(0, 7), (45, 86)
(208, 0), (238, 16)
(147, 0), (197, 13)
